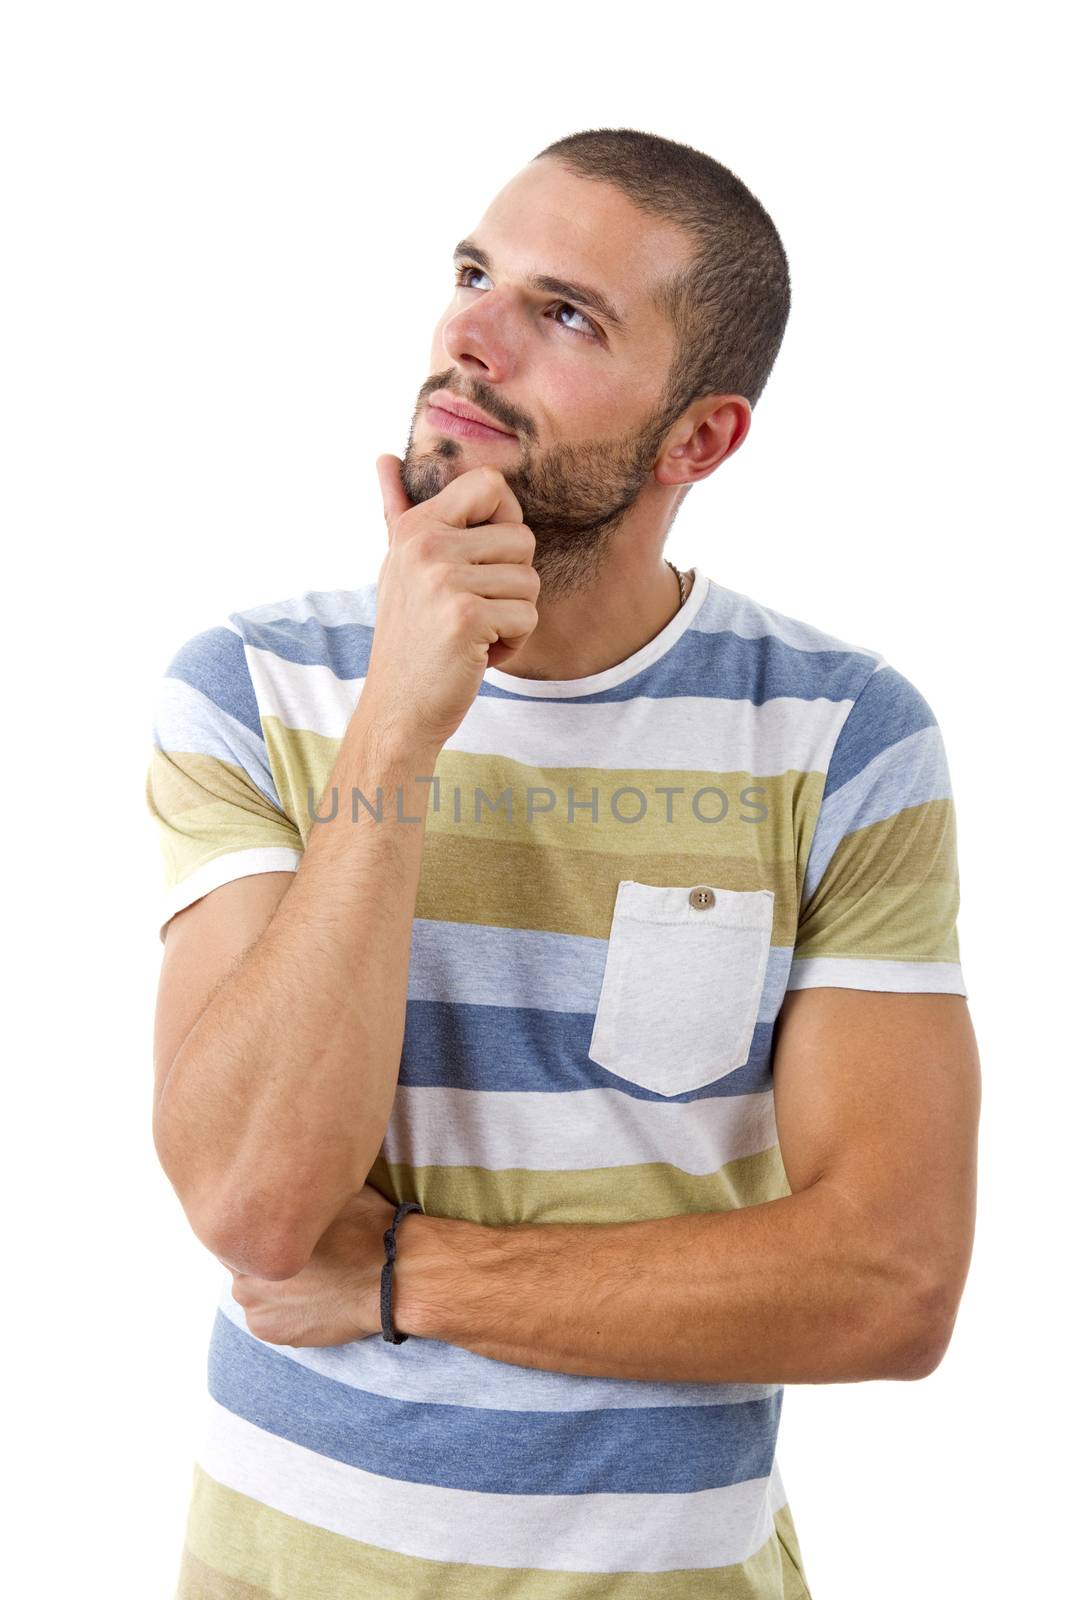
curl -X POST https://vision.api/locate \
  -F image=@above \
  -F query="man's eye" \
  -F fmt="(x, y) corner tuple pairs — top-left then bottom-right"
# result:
(553, 303), (597, 339)
(454, 264), (490, 292)
(453, 265), (598, 341)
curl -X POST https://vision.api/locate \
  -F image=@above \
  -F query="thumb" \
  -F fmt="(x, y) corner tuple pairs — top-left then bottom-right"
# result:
(376, 454), (413, 544)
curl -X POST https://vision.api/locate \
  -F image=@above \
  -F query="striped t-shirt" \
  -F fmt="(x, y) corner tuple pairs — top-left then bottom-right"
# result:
(146, 565), (966, 1598)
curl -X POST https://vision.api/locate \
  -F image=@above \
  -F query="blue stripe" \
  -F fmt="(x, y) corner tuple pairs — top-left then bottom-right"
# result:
(481, 630), (877, 705)
(217, 1297), (781, 1411)
(208, 1310), (782, 1494)
(234, 614), (880, 706)
(399, 1000), (776, 1099)
(406, 919), (795, 1027)
(235, 615), (368, 673)
(823, 666), (937, 799)
(164, 626), (263, 739)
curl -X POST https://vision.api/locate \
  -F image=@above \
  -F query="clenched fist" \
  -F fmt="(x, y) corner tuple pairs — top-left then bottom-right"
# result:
(362, 457), (541, 755)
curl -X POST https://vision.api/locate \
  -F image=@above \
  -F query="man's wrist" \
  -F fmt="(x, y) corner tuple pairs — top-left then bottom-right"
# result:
(348, 697), (444, 777)
(389, 1210), (496, 1341)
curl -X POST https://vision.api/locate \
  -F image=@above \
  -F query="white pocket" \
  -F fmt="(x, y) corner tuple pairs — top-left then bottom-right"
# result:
(587, 881), (775, 1096)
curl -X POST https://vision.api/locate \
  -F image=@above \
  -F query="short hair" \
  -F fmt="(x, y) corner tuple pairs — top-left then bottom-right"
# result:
(532, 128), (791, 420)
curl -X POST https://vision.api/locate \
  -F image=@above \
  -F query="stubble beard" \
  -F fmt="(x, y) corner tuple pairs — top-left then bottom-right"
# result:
(399, 397), (675, 603)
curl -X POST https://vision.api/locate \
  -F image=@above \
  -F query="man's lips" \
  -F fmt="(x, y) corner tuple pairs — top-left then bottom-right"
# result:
(427, 391), (516, 439)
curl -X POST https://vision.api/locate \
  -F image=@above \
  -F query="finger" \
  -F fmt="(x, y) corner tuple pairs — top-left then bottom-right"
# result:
(376, 454), (413, 543)
(446, 559), (541, 599)
(455, 523), (538, 569)
(439, 464), (525, 527)
(481, 597), (541, 663)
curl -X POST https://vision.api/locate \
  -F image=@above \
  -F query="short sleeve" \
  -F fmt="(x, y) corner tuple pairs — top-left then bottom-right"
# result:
(146, 623), (304, 943)
(787, 662), (967, 997)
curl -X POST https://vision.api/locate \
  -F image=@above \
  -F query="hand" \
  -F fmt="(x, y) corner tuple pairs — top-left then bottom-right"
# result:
(228, 1182), (400, 1348)
(366, 456), (541, 753)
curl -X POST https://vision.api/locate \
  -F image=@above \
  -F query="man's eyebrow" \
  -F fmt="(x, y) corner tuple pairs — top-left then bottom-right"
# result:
(452, 239), (628, 334)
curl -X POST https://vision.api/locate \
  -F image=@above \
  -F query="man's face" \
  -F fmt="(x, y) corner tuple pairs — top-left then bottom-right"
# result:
(399, 159), (694, 597)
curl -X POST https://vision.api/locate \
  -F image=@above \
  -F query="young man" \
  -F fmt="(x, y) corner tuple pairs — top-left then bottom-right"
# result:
(147, 128), (980, 1598)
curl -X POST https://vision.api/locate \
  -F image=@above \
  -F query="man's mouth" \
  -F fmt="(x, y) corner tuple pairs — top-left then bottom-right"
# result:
(427, 391), (517, 440)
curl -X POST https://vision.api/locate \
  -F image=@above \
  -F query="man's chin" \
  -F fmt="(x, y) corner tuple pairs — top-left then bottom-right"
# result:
(401, 444), (523, 507)
(399, 450), (459, 506)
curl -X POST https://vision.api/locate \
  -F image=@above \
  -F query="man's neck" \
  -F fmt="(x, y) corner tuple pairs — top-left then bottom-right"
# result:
(490, 559), (692, 682)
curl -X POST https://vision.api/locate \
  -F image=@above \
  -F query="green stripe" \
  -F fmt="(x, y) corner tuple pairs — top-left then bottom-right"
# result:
(263, 718), (826, 861)
(146, 749), (301, 888)
(414, 831), (800, 943)
(365, 1144), (793, 1225)
(797, 799), (960, 962)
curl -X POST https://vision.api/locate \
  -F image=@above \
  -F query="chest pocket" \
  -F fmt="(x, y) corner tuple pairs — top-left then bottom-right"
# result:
(587, 880), (775, 1096)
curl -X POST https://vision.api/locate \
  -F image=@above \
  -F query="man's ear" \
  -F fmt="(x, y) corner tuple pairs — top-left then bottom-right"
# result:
(655, 396), (751, 487)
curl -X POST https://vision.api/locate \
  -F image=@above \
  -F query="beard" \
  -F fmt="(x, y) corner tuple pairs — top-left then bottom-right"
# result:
(399, 372), (676, 602)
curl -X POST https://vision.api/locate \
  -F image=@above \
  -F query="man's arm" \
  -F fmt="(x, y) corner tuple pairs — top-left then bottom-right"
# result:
(153, 704), (441, 1281)
(151, 464), (539, 1284)
(393, 989), (981, 1384)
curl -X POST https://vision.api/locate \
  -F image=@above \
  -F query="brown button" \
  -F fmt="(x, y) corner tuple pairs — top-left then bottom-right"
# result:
(689, 886), (716, 909)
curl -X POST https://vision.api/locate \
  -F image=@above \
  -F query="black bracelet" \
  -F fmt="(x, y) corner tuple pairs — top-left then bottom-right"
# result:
(380, 1199), (423, 1343)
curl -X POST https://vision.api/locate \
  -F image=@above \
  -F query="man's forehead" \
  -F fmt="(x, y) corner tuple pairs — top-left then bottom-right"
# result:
(471, 165), (688, 332)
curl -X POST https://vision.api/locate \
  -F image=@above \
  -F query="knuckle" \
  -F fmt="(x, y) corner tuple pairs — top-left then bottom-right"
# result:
(450, 591), (480, 631)
(409, 525), (447, 563)
(426, 559), (457, 598)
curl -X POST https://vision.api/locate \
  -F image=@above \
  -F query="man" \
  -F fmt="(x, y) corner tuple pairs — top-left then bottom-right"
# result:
(147, 128), (980, 1598)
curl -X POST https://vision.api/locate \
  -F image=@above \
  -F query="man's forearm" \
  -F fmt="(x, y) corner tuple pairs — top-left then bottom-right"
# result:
(392, 1182), (943, 1385)
(155, 701), (441, 1278)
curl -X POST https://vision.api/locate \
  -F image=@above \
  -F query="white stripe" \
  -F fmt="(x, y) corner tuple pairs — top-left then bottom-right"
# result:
(768, 1455), (789, 1514)
(445, 693), (850, 776)
(235, 585), (376, 629)
(251, 652), (853, 775)
(382, 1082), (780, 1178)
(195, 1394), (782, 1572)
(696, 580), (883, 660)
(787, 957), (967, 996)
(153, 676), (275, 779)
(249, 653), (360, 738)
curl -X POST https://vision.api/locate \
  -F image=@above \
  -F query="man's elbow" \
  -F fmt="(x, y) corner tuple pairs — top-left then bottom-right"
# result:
(203, 1170), (376, 1282)
(205, 1216), (311, 1281)
(885, 1269), (964, 1381)
(199, 1188), (317, 1281)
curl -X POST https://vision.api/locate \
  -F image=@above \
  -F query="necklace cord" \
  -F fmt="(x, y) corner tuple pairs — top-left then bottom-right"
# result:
(665, 559), (690, 611)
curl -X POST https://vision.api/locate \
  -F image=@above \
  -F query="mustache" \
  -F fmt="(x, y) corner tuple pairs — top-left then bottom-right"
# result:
(418, 372), (529, 440)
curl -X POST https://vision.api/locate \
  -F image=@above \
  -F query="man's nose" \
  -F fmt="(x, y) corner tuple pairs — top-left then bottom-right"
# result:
(442, 294), (518, 386)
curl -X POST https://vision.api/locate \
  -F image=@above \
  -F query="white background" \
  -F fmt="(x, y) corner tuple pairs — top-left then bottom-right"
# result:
(3, 2), (1061, 1594)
